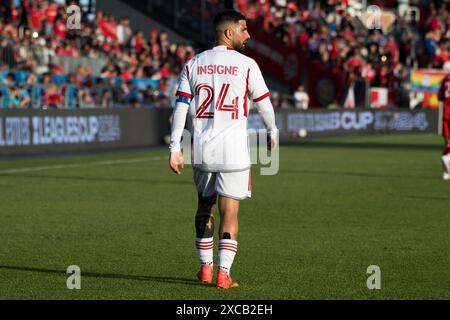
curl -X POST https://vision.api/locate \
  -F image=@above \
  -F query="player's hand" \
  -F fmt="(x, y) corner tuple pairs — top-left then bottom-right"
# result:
(169, 151), (184, 175)
(267, 130), (278, 151)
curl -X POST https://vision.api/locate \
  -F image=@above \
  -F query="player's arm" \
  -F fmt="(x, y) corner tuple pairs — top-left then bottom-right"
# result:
(255, 97), (278, 150)
(169, 63), (193, 175)
(248, 61), (278, 150)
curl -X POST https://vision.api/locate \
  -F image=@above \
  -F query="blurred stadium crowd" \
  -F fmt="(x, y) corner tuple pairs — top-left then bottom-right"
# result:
(238, 0), (449, 108)
(0, 0), (194, 109)
(0, 0), (449, 109)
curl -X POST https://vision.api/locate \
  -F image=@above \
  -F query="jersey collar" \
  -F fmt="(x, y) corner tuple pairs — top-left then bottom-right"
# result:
(213, 45), (235, 51)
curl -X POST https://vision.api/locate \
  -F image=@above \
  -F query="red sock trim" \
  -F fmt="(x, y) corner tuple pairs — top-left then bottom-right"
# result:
(444, 145), (450, 155)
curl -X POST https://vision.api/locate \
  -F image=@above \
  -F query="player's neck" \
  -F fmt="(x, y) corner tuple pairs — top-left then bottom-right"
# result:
(215, 40), (232, 48)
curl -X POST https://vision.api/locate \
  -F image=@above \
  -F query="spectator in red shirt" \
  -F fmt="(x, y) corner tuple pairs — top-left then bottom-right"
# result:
(434, 42), (450, 68)
(386, 36), (399, 63)
(106, 16), (118, 41)
(430, 13), (442, 32)
(50, 62), (65, 75)
(149, 27), (158, 45)
(342, 26), (354, 42)
(362, 62), (376, 84)
(344, 47), (364, 73)
(97, 10), (108, 37)
(375, 65), (392, 89)
(121, 67), (134, 81)
(297, 25), (310, 48)
(54, 18), (67, 39)
(160, 63), (170, 80)
(46, 2), (58, 25)
(132, 31), (146, 54)
(45, 84), (62, 109)
(101, 62), (118, 78)
(236, 0), (247, 14)
(27, 2), (43, 32)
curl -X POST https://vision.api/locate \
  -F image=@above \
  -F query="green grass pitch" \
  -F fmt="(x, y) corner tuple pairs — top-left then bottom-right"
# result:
(0, 133), (449, 300)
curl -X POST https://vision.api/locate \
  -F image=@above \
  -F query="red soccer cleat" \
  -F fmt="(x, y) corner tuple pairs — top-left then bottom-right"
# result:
(215, 269), (239, 289)
(197, 264), (213, 284)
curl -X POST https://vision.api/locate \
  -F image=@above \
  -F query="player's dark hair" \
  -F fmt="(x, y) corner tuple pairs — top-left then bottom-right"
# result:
(213, 10), (246, 31)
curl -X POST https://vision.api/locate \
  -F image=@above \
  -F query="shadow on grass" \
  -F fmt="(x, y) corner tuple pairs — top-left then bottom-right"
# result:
(0, 174), (192, 185)
(0, 264), (212, 287)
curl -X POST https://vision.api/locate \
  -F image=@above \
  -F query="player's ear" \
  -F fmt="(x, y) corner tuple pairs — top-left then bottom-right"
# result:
(224, 28), (233, 40)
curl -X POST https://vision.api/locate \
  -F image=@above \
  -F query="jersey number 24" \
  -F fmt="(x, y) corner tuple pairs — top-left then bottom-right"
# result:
(195, 83), (239, 120)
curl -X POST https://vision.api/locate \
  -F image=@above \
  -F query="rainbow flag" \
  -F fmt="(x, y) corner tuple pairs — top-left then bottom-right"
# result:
(410, 69), (447, 93)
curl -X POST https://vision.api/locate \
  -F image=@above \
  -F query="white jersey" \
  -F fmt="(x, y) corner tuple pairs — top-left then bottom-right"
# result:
(175, 45), (270, 172)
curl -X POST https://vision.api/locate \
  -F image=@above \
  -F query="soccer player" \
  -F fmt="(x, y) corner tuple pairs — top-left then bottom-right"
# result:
(168, 10), (278, 289)
(438, 62), (450, 180)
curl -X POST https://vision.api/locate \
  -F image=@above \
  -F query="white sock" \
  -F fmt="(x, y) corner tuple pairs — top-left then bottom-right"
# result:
(443, 154), (450, 172)
(443, 153), (450, 170)
(218, 239), (238, 274)
(195, 237), (213, 266)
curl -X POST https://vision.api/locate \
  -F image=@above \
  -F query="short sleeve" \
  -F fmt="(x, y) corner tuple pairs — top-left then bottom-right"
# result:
(248, 59), (270, 103)
(175, 62), (193, 105)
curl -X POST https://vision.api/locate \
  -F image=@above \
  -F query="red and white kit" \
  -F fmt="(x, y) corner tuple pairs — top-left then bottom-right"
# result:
(439, 74), (450, 139)
(170, 45), (277, 199)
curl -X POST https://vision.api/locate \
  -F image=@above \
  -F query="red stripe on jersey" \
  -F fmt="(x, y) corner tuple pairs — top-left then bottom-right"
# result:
(226, 47), (234, 51)
(244, 68), (250, 117)
(220, 84), (230, 110)
(215, 83), (227, 110)
(186, 64), (190, 79)
(176, 91), (193, 99)
(254, 92), (270, 102)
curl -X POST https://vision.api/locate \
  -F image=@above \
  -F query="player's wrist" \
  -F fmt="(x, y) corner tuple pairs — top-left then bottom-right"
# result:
(268, 128), (279, 137)
(169, 143), (181, 153)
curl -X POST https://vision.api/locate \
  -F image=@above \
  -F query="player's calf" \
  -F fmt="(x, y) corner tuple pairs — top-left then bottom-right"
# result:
(195, 213), (215, 267)
(195, 194), (217, 282)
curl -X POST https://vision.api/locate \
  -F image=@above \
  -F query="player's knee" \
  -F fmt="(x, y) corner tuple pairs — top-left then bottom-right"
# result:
(197, 193), (217, 212)
(195, 214), (214, 238)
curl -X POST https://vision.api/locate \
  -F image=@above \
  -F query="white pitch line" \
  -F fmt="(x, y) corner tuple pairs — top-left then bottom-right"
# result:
(0, 156), (167, 175)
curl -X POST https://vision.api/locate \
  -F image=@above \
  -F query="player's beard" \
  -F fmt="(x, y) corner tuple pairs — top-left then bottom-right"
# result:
(232, 39), (248, 53)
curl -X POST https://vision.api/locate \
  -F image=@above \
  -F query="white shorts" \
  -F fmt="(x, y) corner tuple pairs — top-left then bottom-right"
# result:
(193, 169), (252, 200)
